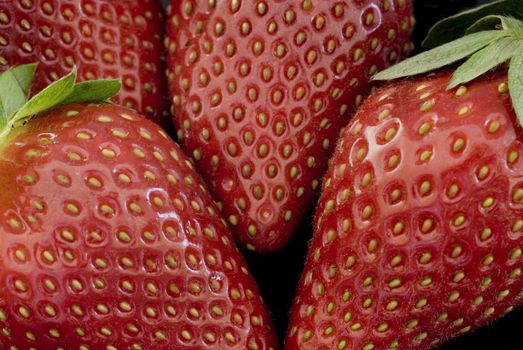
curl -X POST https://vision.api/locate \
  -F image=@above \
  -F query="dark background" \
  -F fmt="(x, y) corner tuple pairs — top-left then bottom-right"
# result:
(240, 0), (523, 349)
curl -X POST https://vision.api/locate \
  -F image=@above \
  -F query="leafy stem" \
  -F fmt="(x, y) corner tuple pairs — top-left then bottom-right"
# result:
(373, 13), (523, 125)
(0, 64), (121, 138)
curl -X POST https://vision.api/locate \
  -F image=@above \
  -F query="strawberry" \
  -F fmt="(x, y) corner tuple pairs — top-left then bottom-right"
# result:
(286, 6), (523, 350)
(0, 65), (278, 350)
(165, 0), (414, 253)
(0, 0), (170, 127)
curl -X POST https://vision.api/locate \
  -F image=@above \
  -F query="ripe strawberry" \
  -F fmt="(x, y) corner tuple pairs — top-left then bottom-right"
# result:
(0, 0), (169, 127)
(0, 65), (278, 350)
(165, 0), (414, 253)
(286, 8), (523, 350)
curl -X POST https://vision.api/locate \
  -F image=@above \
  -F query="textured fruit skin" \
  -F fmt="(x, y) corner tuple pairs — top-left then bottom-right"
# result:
(0, 0), (170, 127)
(165, 0), (414, 253)
(0, 104), (278, 350)
(286, 71), (523, 350)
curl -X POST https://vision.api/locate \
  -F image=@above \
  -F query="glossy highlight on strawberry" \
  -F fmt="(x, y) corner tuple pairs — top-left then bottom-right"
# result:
(165, 0), (414, 253)
(286, 70), (523, 350)
(0, 0), (170, 126)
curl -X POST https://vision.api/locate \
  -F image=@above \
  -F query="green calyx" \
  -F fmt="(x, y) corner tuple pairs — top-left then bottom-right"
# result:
(373, 0), (523, 124)
(0, 64), (121, 138)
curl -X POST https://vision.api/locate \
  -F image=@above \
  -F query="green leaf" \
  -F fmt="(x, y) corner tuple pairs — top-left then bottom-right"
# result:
(0, 64), (122, 138)
(60, 79), (121, 106)
(500, 16), (523, 38)
(509, 54), (523, 127)
(448, 37), (519, 89)
(7, 69), (76, 135)
(467, 15), (523, 38)
(466, 15), (503, 34)
(373, 30), (509, 81)
(423, 0), (523, 48)
(10, 63), (36, 97)
(0, 64), (37, 121)
(0, 99), (5, 129)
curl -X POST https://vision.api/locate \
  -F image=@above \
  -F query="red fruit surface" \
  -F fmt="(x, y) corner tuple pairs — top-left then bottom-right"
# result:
(0, 104), (278, 350)
(165, 0), (414, 253)
(286, 71), (523, 350)
(0, 0), (170, 127)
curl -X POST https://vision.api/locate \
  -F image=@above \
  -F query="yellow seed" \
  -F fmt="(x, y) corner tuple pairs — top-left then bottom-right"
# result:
(247, 225), (257, 237)
(420, 149), (432, 162)
(388, 154), (399, 169)
(392, 221), (404, 235)
(473, 296), (484, 305)
(350, 322), (362, 331)
(458, 105), (470, 116)
(508, 150), (519, 164)
(419, 181), (431, 196)
(483, 254), (494, 266)
(510, 247), (522, 260)
(510, 268), (521, 279)
(482, 197), (494, 208)
(362, 205), (373, 220)
(420, 99), (434, 112)
(385, 127), (397, 141)
(181, 329), (192, 340)
(419, 92), (431, 100)
(389, 340), (399, 349)
(451, 245), (462, 258)
(421, 219), (434, 233)
(49, 329), (61, 338)
(456, 86), (468, 96)
(498, 289), (510, 299)
(378, 109), (391, 120)
(407, 319), (418, 329)
(43, 250), (55, 263)
(453, 138), (465, 152)
(498, 82), (509, 93)
(257, 2), (267, 15)
(453, 215), (465, 226)
(488, 120), (501, 134)
(483, 307), (495, 317)
(101, 148), (116, 158)
(386, 300), (398, 310)
(448, 183), (460, 198)
(480, 227), (492, 241)
(97, 115), (113, 123)
(513, 188), (523, 202)
(353, 48), (363, 62)
(420, 276), (432, 287)
(389, 188), (402, 202)
(453, 271), (465, 283)
(303, 330), (313, 341)
(415, 333), (428, 342)
(477, 166), (490, 180)
(388, 278), (401, 289)
(390, 255), (402, 267)
(437, 312), (448, 322)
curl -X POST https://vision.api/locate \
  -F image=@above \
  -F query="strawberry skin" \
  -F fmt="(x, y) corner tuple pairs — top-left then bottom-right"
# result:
(286, 71), (523, 350)
(0, 104), (278, 349)
(165, 0), (414, 253)
(0, 0), (170, 126)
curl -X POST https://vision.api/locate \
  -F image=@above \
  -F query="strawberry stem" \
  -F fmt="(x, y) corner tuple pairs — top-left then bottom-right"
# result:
(0, 64), (121, 138)
(373, 9), (523, 127)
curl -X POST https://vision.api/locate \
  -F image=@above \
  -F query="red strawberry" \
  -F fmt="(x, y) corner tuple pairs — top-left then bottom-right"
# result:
(0, 65), (278, 350)
(286, 8), (523, 350)
(165, 0), (414, 253)
(0, 0), (170, 127)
